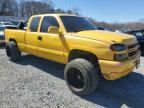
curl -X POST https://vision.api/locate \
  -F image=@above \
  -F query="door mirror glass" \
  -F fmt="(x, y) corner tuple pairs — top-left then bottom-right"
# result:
(24, 27), (27, 30)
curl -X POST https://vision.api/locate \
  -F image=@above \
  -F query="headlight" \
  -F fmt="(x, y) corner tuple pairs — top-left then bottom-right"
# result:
(111, 44), (127, 51)
(114, 53), (128, 61)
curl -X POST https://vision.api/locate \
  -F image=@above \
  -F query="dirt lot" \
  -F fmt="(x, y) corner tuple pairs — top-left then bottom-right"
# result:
(0, 48), (144, 108)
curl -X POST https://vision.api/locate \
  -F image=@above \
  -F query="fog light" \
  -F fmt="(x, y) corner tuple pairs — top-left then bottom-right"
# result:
(114, 53), (128, 61)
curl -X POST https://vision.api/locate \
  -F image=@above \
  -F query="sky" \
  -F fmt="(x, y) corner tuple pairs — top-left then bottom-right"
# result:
(51, 0), (144, 23)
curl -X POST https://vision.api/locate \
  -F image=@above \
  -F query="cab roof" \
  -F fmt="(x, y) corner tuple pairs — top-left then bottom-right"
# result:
(31, 14), (78, 17)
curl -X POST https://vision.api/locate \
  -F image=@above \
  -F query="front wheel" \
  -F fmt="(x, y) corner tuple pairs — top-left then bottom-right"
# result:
(6, 41), (21, 62)
(64, 58), (99, 96)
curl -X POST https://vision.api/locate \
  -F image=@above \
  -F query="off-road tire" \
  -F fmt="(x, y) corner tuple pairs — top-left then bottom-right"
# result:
(6, 41), (21, 62)
(64, 58), (99, 96)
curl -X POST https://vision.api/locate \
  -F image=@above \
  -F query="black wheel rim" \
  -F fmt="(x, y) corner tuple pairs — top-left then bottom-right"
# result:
(67, 67), (85, 89)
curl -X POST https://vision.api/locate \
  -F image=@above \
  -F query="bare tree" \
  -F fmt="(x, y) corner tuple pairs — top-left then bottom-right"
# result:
(18, 0), (55, 18)
(0, 0), (7, 15)
(55, 9), (66, 14)
(0, 0), (18, 16)
(67, 7), (80, 15)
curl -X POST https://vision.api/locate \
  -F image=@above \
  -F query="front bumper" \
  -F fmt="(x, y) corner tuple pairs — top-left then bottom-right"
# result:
(99, 51), (140, 80)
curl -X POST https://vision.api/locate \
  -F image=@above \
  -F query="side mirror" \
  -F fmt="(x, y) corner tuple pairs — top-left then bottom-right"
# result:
(48, 26), (62, 34)
(24, 27), (27, 30)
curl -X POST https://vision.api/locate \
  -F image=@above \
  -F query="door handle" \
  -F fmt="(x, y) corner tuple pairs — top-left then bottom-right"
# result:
(38, 36), (42, 41)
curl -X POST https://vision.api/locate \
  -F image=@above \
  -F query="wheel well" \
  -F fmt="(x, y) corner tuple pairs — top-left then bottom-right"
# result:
(68, 50), (99, 66)
(9, 38), (17, 45)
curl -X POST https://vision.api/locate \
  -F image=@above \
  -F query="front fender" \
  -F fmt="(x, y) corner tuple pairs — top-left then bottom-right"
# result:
(69, 45), (114, 61)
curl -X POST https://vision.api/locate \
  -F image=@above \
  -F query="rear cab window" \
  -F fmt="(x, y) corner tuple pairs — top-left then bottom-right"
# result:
(30, 17), (41, 32)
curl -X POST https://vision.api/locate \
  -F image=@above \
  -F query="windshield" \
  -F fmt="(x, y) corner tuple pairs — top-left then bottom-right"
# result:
(143, 32), (144, 36)
(60, 16), (97, 32)
(135, 31), (144, 37)
(3, 22), (14, 25)
(11, 21), (20, 26)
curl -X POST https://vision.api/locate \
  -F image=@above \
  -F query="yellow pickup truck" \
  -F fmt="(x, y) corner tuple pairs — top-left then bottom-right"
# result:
(5, 14), (140, 96)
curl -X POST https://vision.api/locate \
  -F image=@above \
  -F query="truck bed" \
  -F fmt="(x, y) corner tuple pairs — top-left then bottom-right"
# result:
(5, 29), (26, 51)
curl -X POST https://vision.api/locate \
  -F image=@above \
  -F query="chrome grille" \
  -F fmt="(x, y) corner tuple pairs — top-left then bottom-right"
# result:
(127, 43), (138, 49)
(128, 50), (137, 58)
(127, 43), (138, 58)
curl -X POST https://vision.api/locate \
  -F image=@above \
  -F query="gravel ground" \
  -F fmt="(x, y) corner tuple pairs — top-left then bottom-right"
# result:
(0, 48), (144, 108)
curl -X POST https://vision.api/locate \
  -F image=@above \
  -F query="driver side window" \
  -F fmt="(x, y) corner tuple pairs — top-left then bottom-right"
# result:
(40, 16), (59, 33)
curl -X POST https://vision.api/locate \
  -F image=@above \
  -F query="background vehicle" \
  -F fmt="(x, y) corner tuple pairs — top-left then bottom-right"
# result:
(10, 20), (27, 29)
(5, 14), (140, 96)
(97, 26), (105, 30)
(10, 20), (26, 26)
(125, 29), (144, 54)
(0, 26), (5, 46)
(0, 22), (16, 26)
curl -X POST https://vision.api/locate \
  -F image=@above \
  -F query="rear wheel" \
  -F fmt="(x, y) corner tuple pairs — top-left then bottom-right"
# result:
(6, 41), (21, 62)
(64, 58), (99, 96)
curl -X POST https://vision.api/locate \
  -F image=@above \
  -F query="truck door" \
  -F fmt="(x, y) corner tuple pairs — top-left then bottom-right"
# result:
(25, 17), (41, 55)
(37, 16), (67, 64)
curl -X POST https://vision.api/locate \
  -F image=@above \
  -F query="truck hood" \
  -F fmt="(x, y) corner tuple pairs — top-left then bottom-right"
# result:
(72, 30), (137, 44)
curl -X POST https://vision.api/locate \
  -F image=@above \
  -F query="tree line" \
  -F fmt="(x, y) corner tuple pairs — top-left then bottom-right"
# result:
(89, 18), (144, 31)
(0, 0), (79, 18)
(0, 0), (144, 30)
